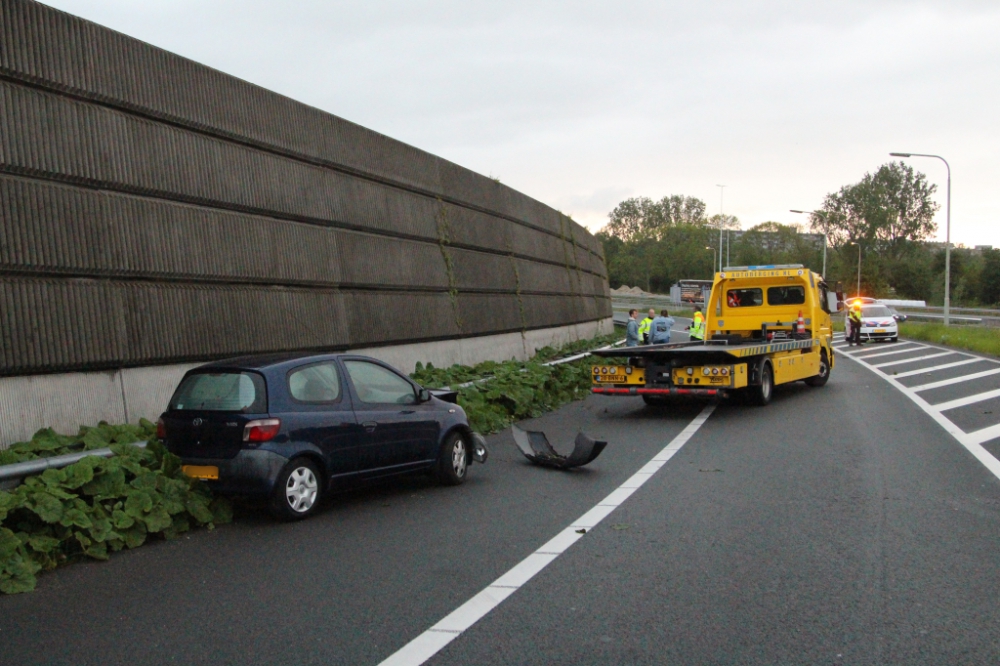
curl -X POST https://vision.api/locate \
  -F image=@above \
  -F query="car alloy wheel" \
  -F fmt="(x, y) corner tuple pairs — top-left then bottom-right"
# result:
(285, 465), (319, 513)
(451, 438), (467, 478)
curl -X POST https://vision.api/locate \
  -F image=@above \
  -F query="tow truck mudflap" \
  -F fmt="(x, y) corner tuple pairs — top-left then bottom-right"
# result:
(591, 386), (727, 398)
(511, 425), (608, 469)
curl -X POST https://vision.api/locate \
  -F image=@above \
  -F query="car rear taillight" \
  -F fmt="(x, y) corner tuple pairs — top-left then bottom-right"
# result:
(244, 418), (281, 444)
(156, 418), (166, 440)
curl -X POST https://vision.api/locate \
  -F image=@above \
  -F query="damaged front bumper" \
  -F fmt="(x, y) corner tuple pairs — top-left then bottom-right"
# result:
(511, 425), (607, 469)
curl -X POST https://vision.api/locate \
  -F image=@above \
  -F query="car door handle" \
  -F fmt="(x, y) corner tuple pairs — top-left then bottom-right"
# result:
(362, 421), (377, 432)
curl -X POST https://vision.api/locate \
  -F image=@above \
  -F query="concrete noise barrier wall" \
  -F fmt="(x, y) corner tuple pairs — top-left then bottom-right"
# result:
(0, 0), (610, 380)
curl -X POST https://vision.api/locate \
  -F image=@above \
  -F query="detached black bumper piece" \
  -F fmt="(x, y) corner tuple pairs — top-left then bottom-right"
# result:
(511, 425), (607, 469)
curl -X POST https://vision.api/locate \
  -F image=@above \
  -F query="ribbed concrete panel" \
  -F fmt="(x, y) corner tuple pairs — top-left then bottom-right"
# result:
(0, 1), (611, 379)
(0, 0), (605, 264)
(343, 291), (460, 347)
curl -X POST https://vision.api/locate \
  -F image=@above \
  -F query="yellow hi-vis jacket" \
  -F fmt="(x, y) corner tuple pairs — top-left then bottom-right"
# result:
(638, 317), (653, 342)
(690, 311), (705, 340)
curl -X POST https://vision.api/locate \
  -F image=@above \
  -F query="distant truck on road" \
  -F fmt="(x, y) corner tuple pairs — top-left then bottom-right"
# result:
(593, 265), (842, 406)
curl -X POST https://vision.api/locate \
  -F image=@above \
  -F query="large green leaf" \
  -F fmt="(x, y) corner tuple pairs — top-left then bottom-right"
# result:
(142, 506), (172, 533)
(29, 492), (65, 524)
(124, 490), (154, 517)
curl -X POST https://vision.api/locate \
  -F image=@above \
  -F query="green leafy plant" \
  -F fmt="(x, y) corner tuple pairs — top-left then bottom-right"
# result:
(412, 332), (623, 434)
(0, 420), (230, 594)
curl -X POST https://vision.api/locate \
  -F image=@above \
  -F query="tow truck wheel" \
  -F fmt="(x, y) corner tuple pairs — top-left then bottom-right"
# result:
(749, 360), (773, 406)
(805, 351), (830, 387)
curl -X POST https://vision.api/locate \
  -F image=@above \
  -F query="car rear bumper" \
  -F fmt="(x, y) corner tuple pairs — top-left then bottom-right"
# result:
(179, 449), (289, 496)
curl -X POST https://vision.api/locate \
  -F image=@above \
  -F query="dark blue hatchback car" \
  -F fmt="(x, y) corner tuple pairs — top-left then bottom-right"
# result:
(157, 352), (486, 520)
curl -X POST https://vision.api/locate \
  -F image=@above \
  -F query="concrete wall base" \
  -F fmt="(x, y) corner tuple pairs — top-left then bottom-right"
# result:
(0, 318), (614, 448)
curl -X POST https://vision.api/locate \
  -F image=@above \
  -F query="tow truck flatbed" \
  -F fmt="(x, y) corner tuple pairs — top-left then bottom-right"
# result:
(591, 337), (819, 360)
(592, 264), (840, 406)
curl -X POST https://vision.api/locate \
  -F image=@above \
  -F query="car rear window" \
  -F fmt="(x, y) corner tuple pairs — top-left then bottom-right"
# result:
(767, 286), (805, 306)
(168, 372), (267, 412)
(727, 288), (763, 307)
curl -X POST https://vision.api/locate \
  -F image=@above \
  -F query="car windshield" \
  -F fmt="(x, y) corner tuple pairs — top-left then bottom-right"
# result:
(168, 371), (267, 412)
(862, 305), (893, 318)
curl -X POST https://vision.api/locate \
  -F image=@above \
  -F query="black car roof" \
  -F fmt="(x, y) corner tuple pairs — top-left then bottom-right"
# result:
(193, 351), (347, 372)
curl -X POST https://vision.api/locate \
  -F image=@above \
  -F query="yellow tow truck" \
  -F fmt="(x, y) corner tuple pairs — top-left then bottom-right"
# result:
(592, 265), (842, 406)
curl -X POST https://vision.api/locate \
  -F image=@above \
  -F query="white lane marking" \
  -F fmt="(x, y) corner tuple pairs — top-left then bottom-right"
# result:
(377, 404), (718, 666)
(872, 351), (956, 369)
(935, 387), (1000, 412)
(910, 368), (1000, 392)
(840, 350), (1000, 481)
(853, 344), (928, 360)
(893, 358), (983, 379)
(969, 423), (1000, 446)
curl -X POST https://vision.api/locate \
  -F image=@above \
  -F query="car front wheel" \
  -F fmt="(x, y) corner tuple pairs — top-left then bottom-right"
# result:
(270, 458), (323, 521)
(437, 432), (468, 485)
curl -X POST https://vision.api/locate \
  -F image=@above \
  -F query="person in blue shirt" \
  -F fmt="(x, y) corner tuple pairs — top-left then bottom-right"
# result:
(625, 309), (640, 347)
(649, 309), (675, 345)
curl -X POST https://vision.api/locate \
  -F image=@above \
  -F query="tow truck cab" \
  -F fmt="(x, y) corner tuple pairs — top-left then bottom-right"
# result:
(592, 265), (842, 405)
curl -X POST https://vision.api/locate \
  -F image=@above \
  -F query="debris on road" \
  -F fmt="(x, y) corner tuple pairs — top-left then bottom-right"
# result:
(510, 425), (608, 469)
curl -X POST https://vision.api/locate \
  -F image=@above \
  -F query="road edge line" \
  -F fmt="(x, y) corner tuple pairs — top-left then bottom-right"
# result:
(376, 402), (718, 666)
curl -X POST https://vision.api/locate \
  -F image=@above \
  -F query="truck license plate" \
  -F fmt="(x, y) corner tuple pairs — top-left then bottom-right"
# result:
(597, 375), (626, 383)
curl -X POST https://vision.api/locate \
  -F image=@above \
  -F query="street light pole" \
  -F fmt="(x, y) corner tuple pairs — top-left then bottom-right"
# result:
(849, 242), (861, 296)
(716, 184), (726, 272)
(890, 152), (951, 326)
(706, 246), (717, 277)
(790, 209), (827, 278)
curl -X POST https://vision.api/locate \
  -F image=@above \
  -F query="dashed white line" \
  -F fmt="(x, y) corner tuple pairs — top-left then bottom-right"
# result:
(852, 345), (929, 360)
(871, 351), (956, 369)
(376, 403), (718, 666)
(892, 358), (984, 379)
(910, 368), (1000, 392)
(934, 387), (1000, 412)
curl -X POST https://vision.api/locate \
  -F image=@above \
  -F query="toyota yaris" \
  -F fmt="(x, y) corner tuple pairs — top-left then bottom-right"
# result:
(158, 353), (487, 520)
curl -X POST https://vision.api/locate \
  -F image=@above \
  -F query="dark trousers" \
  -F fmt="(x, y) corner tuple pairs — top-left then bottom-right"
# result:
(849, 321), (862, 345)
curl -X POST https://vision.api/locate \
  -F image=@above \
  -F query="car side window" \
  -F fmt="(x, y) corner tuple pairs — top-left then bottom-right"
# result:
(767, 286), (805, 306)
(344, 361), (417, 405)
(288, 362), (342, 403)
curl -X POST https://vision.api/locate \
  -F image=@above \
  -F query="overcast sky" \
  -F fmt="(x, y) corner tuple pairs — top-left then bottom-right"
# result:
(43, 0), (1000, 247)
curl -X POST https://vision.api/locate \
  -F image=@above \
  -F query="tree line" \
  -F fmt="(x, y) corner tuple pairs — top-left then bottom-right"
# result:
(597, 162), (1000, 307)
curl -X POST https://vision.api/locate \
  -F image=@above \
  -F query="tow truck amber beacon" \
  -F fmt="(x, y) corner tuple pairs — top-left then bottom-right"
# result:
(591, 265), (843, 406)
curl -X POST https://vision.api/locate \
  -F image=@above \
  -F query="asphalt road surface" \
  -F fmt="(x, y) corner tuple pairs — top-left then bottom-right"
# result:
(4, 335), (1000, 665)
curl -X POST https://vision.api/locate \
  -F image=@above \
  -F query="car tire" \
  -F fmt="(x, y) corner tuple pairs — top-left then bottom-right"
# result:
(436, 431), (468, 486)
(890, 336), (898, 343)
(749, 360), (774, 406)
(805, 351), (830, 387)
(270, 457), (323, 521)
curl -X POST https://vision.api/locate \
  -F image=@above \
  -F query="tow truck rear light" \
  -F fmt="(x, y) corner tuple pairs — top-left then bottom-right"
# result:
(721, 368), (730, 376)
(711, 368), (719, 375)
(625, 366), (632, 375)
(244, 418), (281, 444)
(702, 367), (711, 376)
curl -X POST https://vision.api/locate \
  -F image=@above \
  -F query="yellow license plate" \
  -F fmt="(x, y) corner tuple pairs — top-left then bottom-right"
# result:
(874, 329), (885, 333)
(596, 375), (626, 383)
(182, 465), (219, 480)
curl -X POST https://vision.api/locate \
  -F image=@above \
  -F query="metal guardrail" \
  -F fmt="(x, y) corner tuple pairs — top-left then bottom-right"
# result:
(0, 441), (148, 491)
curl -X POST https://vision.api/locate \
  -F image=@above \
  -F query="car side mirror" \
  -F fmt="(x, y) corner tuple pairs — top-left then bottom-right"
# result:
(418, 388), (432, 403)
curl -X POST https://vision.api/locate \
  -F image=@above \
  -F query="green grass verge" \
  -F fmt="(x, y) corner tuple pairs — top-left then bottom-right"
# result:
(411, 331), (623, 434)
(899, 321), (1000, 358)
(0, 421), (231, 594)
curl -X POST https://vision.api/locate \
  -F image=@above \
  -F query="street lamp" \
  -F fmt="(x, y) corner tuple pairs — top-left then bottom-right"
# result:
(706, 246), (717, 277)
(716, 184), (726, 272)
(790, 209), (827, 277)
(849, 241), (862, 297)
(891, 152), (951, 326)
